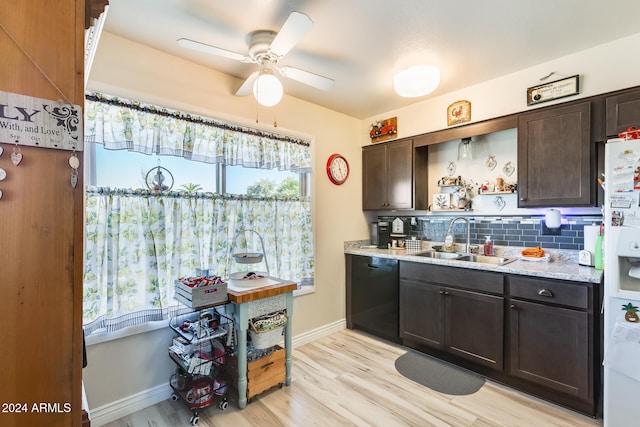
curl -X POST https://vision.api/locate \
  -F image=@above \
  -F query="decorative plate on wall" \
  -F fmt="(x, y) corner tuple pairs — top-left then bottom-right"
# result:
(485, 156), (497, 171)
(447, 161), (456, 176)
(503, 161), (516, 177)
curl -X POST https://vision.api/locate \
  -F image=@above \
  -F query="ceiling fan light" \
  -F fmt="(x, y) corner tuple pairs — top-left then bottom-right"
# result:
(253, 71), (283, 107)
(393, 65), (440, 98)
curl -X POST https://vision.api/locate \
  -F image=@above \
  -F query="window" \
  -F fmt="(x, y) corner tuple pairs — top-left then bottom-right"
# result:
(82, 93), (314, 336)
(93, 144), (218, 191)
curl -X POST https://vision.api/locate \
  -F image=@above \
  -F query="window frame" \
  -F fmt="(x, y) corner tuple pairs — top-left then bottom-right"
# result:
(85, 143), (310, 198)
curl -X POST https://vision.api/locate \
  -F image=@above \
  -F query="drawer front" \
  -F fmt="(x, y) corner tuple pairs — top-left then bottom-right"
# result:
(247, 347), (285, 398)
(228, 347), (286, 399)
(400, 261), (504, 294)
(247, 347), (285, 381)
(509, 276), (590, 309)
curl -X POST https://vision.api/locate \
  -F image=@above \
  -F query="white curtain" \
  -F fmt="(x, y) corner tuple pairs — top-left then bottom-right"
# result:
(84, 93), (311, 172)
(83, 188), (313, 335)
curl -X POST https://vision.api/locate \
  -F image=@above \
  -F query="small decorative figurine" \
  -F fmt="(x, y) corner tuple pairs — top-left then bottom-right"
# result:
(622, 302), (639, 323)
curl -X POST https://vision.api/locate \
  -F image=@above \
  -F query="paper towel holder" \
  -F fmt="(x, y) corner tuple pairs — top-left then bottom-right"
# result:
(542, 209), (562, 235)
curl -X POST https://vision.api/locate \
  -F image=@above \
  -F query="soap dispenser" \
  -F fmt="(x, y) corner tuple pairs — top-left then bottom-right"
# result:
(484, 236), (494, 256)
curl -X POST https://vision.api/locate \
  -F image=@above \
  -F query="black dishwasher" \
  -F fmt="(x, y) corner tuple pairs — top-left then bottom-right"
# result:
(347, 255), (400, 343)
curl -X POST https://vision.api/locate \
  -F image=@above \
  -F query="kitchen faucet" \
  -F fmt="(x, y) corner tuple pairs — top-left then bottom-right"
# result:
(446, 216), (471, 254)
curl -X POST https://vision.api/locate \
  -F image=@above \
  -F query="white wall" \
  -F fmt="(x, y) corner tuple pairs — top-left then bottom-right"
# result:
(362, 32), (640, 143)
(84, 30), (640, 417)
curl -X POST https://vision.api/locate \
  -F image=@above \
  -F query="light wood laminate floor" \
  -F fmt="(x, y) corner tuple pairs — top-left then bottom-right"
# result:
(101, 329), (602, 427)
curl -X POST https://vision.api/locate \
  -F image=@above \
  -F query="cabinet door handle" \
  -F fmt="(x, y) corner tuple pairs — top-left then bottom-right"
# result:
(538, 289), (553, 297)
(366, 264), (379, 269)
(261, 361), (275, 369)
(510, 304), (517, 310)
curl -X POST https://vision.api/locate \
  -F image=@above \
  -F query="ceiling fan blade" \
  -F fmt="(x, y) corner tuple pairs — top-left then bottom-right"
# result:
(235, 71), (259, 96)
(278, 66), (334, 91)
(269, 11), (313, 57)
(177, 38), (252, 63)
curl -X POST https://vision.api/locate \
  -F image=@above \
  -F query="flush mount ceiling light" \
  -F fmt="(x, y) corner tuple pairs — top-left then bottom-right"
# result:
(393, 65), (441, 98)
(457, 137), (475, 161)
(253, 64), (284, 107)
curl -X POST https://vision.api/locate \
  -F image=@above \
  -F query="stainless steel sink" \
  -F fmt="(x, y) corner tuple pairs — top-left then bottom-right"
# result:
(415, 251), (463, 260)
(415, 251), (517, 266)
(457, 254), (517, 266)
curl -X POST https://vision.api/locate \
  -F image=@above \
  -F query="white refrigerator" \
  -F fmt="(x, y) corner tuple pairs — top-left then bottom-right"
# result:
(603, 137), (640, 426)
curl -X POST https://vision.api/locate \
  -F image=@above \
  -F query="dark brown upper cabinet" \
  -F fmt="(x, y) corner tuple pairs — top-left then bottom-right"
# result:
(362, 139), (414, 210)
(605, 87), (640, 137)
(517, 102), (593, 207)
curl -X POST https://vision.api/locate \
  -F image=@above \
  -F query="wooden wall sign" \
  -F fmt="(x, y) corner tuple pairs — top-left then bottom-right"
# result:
(527, 74), (579, 106)
(0, 90), (83, 151)
(369, 117), (397, 143)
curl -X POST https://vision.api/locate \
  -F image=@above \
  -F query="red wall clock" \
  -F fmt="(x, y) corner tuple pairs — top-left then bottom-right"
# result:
(326, 153), (349, 185)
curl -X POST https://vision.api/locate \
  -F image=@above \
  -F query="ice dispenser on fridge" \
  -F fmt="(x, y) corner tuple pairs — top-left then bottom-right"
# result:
(616, 228), (640, 296)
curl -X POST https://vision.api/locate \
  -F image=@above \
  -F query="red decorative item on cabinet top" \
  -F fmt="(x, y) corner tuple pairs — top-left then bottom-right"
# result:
(618, 127), (640, 140)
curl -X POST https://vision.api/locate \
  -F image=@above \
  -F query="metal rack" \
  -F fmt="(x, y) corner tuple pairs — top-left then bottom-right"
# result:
(168, 307), (235, 425)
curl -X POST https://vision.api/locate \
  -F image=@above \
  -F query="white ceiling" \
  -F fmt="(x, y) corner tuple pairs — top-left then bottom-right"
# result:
(97, 0), (640, 119)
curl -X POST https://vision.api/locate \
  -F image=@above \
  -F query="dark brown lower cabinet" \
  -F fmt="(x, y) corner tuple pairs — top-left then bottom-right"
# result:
(508, 299), (590, 400)
(507, 275), (596, 414)
(396, 261), (598, 416)
(399, 262), (504, 370)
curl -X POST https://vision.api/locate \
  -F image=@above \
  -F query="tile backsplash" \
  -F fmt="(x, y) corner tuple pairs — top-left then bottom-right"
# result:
(378, 215), (603, 250)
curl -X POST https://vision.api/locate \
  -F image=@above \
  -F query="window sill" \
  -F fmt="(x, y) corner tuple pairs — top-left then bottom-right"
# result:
(85, 319), (169, 346)
(86, 286), (315, 346)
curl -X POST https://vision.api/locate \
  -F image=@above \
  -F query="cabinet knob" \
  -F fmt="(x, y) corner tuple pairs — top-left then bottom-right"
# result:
(510, 304), (517, 310)
(439, 290), (450, 296)
(520, 196), (526, 201)
(537, 289), (553, 297)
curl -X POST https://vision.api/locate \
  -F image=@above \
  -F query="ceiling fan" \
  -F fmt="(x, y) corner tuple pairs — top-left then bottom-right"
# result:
(177, 11), (334, 106)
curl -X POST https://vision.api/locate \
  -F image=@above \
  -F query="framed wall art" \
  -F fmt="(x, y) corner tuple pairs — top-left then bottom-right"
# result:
(527, 74), (579, 106)
(432, 193), (451, 210)
(447, 100), (471, 126)
(369, 117), (397, 143)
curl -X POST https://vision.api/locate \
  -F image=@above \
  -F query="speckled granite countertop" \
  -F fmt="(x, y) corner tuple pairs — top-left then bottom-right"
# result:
(344, 240), (602, 284)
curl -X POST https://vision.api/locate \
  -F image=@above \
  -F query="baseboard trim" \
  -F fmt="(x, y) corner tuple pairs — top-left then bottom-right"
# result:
(89, 383), (171, 427)
(88, 320), (346, 425)
(292, 318), (346, 348)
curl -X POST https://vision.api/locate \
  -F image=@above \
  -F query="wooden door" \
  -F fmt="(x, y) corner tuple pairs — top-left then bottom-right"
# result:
(445, 288), (504, 370)
(399, 280), (444, 349)
(605, 87), (640, 137)
(385, 139), (413, 209)
(508, 299), (591, 401)
(362, 143), (388, 210)
(0, 2), (86, 426)
(517, 102), (592, 207)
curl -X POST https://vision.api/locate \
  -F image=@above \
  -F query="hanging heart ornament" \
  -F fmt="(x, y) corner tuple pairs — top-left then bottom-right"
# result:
(11, 151), (22, 166)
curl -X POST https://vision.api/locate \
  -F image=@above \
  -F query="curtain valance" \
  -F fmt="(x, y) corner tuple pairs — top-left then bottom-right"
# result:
(84, 93), (311, 173)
